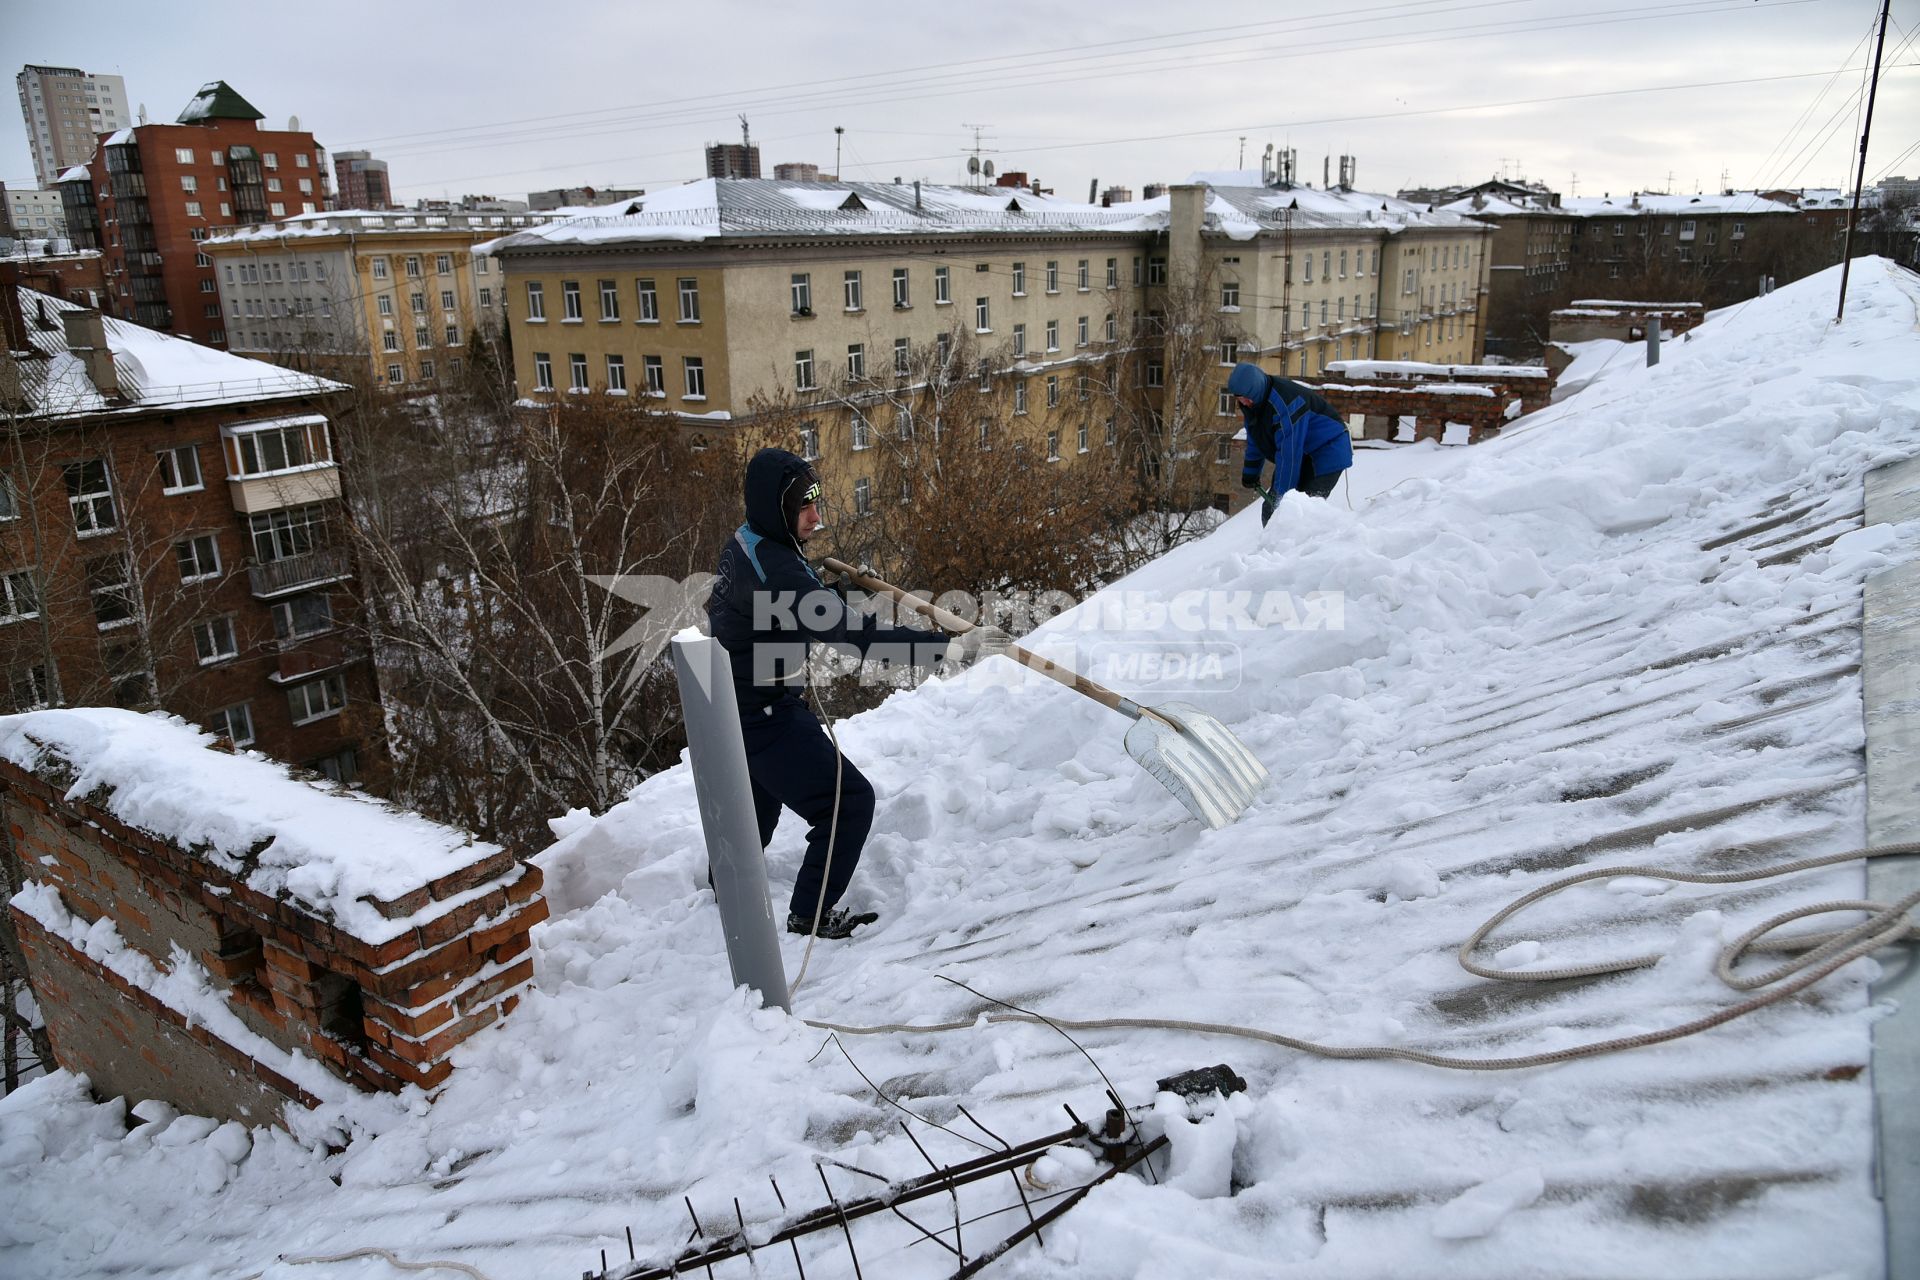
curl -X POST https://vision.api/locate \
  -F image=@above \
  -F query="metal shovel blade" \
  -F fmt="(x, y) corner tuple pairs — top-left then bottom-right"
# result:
(1122, 701), (1269, 829)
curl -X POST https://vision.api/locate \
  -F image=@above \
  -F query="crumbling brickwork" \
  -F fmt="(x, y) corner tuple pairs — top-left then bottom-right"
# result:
(2, 716), (547, 1126)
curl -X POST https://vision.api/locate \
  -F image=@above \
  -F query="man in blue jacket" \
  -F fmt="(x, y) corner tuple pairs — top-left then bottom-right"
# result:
(707, 448), (1009, 939)
(1227, 361), (1354, 524)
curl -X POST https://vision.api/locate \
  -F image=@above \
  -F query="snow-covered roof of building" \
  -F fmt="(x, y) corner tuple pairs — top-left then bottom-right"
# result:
(8, 286), (345, 417)
(5, 259), (1918, 1277)
(55, 164), (90, 184)
(479, 177), (1484, 255)
(1446, 191), (1800, 219)
(175, 80), (264, 125)
(203, 208), (563, 247)
(0, 709), (511, 945)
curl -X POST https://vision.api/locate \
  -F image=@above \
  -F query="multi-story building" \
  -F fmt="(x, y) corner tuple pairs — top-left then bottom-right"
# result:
(1448, 189), (1833, 358)
(773, 162), (821, 182)
(331, 150), (394, 210)
(3, 185), (69, 240)
(16, 64), (129, 189)
(481, 177), (1491, 516)
(526, 186), (644, 212)
(55, 81), (328, 349)
(202, 209), (559, 389)
(0, 286), (377, 782)
(1, 244), (106, 308)
(704, 143), (761, 179)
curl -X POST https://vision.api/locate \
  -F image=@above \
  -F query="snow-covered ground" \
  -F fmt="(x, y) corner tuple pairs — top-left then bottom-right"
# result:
(5, 261), (1920, 1280)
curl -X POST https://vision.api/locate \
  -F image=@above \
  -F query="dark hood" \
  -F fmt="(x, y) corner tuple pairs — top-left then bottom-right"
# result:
(1227, 362), (1269, 402)
(743, 447), (817, 547)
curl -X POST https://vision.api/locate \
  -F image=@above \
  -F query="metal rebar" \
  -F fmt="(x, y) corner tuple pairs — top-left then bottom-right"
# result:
(948, 1133), (1171, 1280)
(817, 1164), (865, 1280)
(770, 1176), (808, 1280)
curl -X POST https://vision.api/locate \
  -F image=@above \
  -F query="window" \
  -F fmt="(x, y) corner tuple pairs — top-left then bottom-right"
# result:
(1046, 319), (1059, 351)
(207, 702), (254, 748)
(250, 504), (327, 563)
(853, 476), (872, 517)
(1339, 249), (1348, 278)
(436, 254), (452, 274)
(376, 294), (394, 317)
(1221, 282), (1240, 309)
(1148, 257), (1166, 285)
(562, 280), (583, 321)
(593, 279), (618, 319)
(1047, 430), (1061, 460)
(935, 331), (951, 367)
(683, 356), (706, 398)
(1132, 256), (1143, 285)
(1146, 359), (1163, 388)
(1216, 435), (1232, 462)
(1105, 313), (1117, 342)
(1106, 417), (1117, 446)
(0, 570), (40, 624)
(445, 323), (459, 346)
(1013, 324), (1026, 357)
(405, 255), (421, 277)
(1014, 381), (1028, 414)
(181, 174), (198, 193)
(795, 349), (816, 390)
(842, 270), (862, 312)
(978, 419), (992, 448)
(176, 534), (220, 582)
(934, 265), (950, 304)
(975, 297), (990, 331)
(846, 343), (866, 381)
(637, 278), (659, 322)
(383, 331), (399, 351)
(895, 407), (913, 440)
(644, 356), (664, 394)
(678, 278), (700, 322)
(65, 460), (115, 534)
(193, 616), (238, 665)
(479, 287), (493, 307)
(851, 415), (871, 450)
(184, 202), (202, 218)
(271, 593), (333, 642)
(287, 673), (346, 725)
(892, 267), (910, 308)
(525, 281), (546, 320)
(232, 420), (323, 476)
(1218, 388), (1234, 415)
(791, 272), (812, 315)
(1220, 340), (1238, 365)
(0, 477), (14, 523)
(534, 352), (553, 390)
(978, 359), (992, 392)
(410, 291), (426, 314)
(1106, 258), (1118, 288)
(158, 445), (202, 493)
(569, 353), (590, 391)
(1012, 262), (1026, 295)
(799, 423), (820, 461)
(86, 552), (135, 628)
(174, 147), (194, 164)
(893, 337), (910, 378)
(1076, 316), (1089, 347)
(387, 362), (403, 384)
(1043, 261), (1058, 293)
(1046, 375), (1059, 408)
(1077, 259), (1089, 290)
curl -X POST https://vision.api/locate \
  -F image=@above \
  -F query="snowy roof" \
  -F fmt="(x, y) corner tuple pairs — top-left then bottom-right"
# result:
(55, 165), (90, 184)
(203, 208), (562, 247)
(0, 709), (508, 945)
(8, 286), (345, 418)
(1447, 191), (1799, 219)
(175, 80), (263, 124)
(1201, 182), (1486, 236)
(101, 127), (133, 148)
(6, 259), (1919, 1277)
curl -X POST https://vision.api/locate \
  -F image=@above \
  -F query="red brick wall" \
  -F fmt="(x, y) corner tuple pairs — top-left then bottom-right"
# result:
(2, 752), (546, 1118)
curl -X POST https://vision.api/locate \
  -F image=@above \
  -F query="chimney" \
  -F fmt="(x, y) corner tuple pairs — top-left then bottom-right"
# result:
(60, 308), (118, 399)
(1168, 184), (1207, 295)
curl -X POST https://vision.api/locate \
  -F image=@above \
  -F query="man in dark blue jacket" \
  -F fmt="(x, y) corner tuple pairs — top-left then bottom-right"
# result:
(708, 448), (1007, 939)
(1227, 361), (1354, 525)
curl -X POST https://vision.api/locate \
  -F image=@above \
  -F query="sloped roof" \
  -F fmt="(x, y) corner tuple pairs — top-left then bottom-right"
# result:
(176, 80), (264, 124)
(8, 287), (344, 418)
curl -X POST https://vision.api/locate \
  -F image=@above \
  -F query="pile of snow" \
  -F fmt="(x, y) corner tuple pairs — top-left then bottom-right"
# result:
(0, 709), (510, 943)
(4, 261), (1919, 1279)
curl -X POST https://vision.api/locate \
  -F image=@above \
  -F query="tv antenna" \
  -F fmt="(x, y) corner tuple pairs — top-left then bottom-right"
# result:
(962, 123), (996, 186)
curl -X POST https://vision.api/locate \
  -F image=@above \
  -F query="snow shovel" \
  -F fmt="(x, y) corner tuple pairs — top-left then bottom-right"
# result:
(820, 558), (1269, 829)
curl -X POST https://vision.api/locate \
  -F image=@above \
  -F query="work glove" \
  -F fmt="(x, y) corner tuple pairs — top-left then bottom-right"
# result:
(1240, 471), (1262, 490)
(944, 625), (1015, 670)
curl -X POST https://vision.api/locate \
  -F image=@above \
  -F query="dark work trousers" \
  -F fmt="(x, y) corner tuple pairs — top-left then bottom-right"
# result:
(1260, 456), (1345, 524)
(741, 694), (876, 918)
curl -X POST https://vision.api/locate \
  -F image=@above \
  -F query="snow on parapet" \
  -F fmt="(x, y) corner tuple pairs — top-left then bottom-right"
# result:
(0, 708), (505, 945)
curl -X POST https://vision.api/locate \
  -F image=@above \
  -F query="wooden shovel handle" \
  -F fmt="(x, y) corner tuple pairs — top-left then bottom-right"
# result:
(819, 557), (1134, 718)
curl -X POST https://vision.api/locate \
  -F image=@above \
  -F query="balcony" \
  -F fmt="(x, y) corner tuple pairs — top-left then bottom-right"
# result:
(248, 547), (352, 599)
(228, 463), (341, 515)
(268, 632), (353, 684)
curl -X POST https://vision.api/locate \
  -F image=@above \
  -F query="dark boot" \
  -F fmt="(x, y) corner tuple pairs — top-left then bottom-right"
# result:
(787, 907), (879, 939)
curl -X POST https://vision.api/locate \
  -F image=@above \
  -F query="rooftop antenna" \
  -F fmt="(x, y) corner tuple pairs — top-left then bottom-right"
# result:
(833, 125), (843, 180)
(137, 102), (148, 125)
(1238, 136), (1246, 169)
(738, 115), (752, 177)
(1569, 170), (1579, 197)
(962, 123), (995, 188)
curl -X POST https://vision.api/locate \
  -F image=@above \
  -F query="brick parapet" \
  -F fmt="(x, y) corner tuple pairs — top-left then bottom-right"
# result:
(1, 747), (546, 1121)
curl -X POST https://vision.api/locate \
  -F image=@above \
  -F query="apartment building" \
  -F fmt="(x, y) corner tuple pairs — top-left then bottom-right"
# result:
(331, 150), (395, 210)
(0, 287), (376, 781)
(202, 210), (559, 388)
(481, 177), (1493, 515)
(3, 185), (69, 240)
(55, 81), (328, 348)
(16, 64), (129, 189)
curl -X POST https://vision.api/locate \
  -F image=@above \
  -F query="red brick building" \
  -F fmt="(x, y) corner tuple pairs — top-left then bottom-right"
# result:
(56, 82), (330, 348)
(0, 247), (106, 308)
(0, 286), (378, 781)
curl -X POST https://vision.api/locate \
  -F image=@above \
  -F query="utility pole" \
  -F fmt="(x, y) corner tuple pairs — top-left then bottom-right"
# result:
(739, 115), (752, 178)
(1238, 136), (1246, 168)
(834, 125), (844, 181)
(1837, 0), (1891, 323)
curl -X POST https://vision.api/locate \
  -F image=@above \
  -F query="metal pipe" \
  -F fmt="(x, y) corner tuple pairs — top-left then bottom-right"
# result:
(670, 633), (790, 1013)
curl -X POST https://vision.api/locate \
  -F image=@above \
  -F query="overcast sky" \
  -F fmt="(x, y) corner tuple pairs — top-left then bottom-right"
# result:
(8, 0), (1917, 206)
